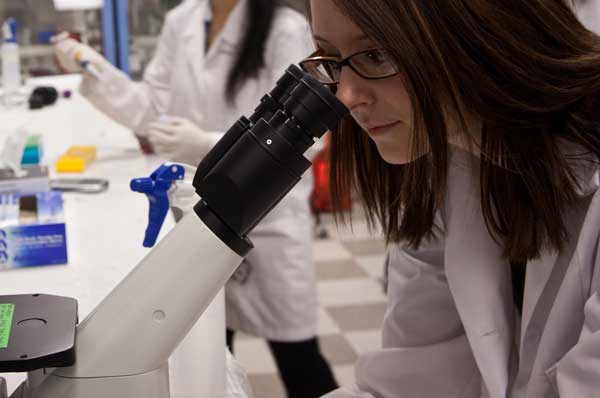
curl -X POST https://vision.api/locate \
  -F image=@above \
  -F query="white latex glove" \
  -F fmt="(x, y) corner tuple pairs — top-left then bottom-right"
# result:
(147, 116), (222, 164)
(51, 32), (105, 73)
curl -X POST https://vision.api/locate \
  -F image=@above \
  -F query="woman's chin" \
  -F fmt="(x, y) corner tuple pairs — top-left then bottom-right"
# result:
(377, 147), (410, 165)
(376, 145), (429, 165)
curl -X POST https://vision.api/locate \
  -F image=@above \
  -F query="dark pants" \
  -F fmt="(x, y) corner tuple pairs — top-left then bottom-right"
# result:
(227, 329), (338, 398)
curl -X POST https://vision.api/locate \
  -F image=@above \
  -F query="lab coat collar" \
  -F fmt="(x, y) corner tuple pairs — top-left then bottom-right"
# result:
(181, 0), (247, 44)
(181, 1), (208, 92)
(183, 0), (248, 94)
(181, 0), (206, 41)
(181, 0), (246, 93)
(214, 0), (248, 47)
(186, 0), (247, 47)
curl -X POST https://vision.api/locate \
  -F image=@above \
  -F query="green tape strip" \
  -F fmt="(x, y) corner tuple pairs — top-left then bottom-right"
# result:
(0, 304), (15, 348)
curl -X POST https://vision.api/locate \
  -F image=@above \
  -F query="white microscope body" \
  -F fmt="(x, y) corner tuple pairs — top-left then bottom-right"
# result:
(3, 65), (347, 398)
(14, 214), (240, 398)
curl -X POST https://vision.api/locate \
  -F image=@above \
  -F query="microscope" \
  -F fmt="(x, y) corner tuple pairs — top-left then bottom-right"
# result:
(0, 65), (348, 398)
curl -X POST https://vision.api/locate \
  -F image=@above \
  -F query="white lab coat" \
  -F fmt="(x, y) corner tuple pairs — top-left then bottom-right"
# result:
(324, 148), (600, 398)
(79, 0), (319, 341)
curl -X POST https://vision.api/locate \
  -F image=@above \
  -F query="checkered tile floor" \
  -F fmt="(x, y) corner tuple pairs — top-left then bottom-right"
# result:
(234, 210), (387, 397)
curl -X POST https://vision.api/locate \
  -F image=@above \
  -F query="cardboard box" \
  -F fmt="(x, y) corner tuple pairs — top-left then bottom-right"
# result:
(0, 191), (67, 269)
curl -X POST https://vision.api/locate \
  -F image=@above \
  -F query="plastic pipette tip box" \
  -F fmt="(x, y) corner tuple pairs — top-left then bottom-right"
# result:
(55, 146), (96, 173)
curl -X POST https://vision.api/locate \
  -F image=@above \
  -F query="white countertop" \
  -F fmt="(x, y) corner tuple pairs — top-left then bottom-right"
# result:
(0, 75), (216, 395)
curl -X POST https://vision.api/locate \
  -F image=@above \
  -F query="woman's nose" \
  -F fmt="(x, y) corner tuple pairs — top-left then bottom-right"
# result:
(335, 67), (372, 111)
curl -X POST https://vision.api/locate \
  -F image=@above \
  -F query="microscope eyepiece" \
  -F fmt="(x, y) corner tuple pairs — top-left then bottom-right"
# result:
(252, 65), (346, 138)
(193, 65), (349, 255)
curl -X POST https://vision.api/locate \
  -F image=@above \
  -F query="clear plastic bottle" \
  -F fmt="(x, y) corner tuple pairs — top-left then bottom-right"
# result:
(1, 18), (22, 105)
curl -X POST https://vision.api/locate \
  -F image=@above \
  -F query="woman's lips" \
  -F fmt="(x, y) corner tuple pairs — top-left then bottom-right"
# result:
(365, 121), (402, 136)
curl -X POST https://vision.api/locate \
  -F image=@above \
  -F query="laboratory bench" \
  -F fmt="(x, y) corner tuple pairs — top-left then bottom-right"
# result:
(0, 74), (226, 397)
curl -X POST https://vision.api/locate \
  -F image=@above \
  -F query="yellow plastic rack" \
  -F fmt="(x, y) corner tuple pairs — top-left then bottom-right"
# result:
(55, 146), (97, 173)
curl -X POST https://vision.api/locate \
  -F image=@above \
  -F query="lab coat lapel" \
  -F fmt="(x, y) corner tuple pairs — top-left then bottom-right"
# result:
(520, 252), (556, 345)
(445, 228), (514, 398)
(444, 150), (514, 397)
(205, 0), (247, 62)
(183, 0), (246, 90)
(521, 153), (599, 345)
(182, 0), (210, 93)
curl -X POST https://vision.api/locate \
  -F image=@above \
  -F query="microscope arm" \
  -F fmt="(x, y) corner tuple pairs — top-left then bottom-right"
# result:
(52, 209), (244, 378)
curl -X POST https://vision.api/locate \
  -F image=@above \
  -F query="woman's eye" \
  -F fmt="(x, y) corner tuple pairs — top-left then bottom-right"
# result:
(365, 50), (388, 64)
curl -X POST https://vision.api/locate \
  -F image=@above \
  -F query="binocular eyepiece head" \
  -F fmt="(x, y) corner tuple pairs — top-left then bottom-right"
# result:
(193, 64), (349, 255)
(255, 64), (348, 142)
(272, 65), (348, 132)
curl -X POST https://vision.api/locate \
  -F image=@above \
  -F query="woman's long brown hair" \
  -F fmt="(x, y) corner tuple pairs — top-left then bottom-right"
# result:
(307, 0), (600, 261)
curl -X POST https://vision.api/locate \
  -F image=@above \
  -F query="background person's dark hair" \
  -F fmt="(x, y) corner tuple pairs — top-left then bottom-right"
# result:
(226, 0), (304, 101)
(226, 0), (274, 101)
(307, 0), (600, 262)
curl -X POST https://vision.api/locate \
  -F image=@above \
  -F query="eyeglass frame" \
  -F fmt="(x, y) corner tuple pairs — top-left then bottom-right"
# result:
(299, 48), (400, 85)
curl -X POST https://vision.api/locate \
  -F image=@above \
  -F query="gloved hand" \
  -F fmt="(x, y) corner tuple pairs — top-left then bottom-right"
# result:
(147, 116), (222, 164)
(51, 32), (105, 73)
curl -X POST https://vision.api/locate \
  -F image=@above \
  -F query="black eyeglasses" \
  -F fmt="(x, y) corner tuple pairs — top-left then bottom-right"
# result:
(300, 48), (400, 85)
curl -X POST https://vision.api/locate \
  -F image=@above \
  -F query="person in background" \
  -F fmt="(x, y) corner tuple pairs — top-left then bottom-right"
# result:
(53, 1), (338, 397)
(300, 0), (600, 396)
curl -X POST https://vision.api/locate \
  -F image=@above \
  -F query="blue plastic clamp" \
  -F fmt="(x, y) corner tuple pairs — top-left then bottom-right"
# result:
(130, 164), (185, 247)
